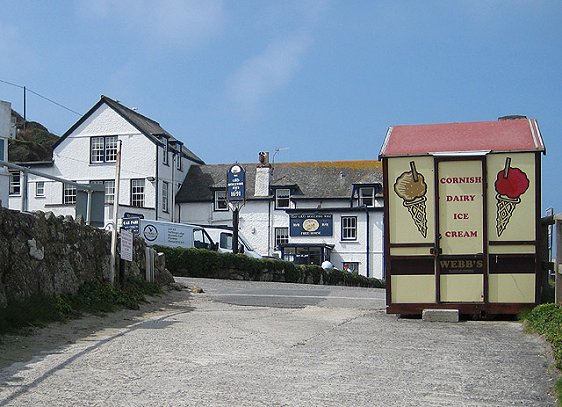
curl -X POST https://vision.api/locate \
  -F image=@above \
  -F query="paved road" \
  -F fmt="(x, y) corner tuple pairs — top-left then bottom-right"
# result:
(0, 278), (556, 406)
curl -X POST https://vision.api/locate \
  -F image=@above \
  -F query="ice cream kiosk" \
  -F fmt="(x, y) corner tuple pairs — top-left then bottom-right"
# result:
(379, 117), (545, 316)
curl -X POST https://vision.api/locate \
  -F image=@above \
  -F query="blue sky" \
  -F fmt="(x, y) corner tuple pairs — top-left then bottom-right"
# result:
(1, 1), (561, 212)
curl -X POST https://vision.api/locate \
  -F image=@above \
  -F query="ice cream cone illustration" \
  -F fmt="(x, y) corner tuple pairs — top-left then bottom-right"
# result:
(394, 161), (428, 238)
(494, 157), (529, 236)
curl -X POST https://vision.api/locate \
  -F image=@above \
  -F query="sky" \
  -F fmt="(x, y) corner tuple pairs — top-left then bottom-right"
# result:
(1, 1), (561, 213)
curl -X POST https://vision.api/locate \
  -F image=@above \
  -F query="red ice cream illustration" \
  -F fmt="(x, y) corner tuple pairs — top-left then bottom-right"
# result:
(494, 157), (529, 236)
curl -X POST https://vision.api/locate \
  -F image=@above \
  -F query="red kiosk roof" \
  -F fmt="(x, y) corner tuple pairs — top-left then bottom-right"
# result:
(379, 118), (545, 157)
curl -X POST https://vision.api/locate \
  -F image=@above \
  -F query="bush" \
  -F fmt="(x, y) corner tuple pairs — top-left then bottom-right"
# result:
(155, 245), (385, 289)
(524, 303), (562, 405)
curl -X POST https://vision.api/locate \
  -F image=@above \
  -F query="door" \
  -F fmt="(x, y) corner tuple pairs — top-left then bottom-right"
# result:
(437, 159), (485, 302)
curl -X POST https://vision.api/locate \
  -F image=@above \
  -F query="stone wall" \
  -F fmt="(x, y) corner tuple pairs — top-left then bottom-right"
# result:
(0, 207), (172, 308)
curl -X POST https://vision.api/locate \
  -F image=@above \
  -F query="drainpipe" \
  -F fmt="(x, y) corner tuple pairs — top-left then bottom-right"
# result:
(155, 144), (159, 220)
(365, 204), (370, 278)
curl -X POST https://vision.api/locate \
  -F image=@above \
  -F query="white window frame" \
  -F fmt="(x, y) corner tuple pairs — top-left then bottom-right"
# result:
(275, 227), (289, 249)
(359, 187), (375, 208)
(9, 171), (21, 196)
(214, 190), (228, 211)
(343, 262), (360, 273)
(131, 179), (145, 208)
(35, 181), (45, 197)
(162, 181), (169, 213)
(63, 183), (77, 205)
(341, 216), (357, 241)
(90, 136), (118, 163)
(275, 188), (291, 209)
(175, 153), (182, 171)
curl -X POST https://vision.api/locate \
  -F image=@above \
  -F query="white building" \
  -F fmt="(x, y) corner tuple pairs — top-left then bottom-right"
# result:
(176, 158), (384, 278)
(8, 96), (204, 226)
(0, 100), (12, 207)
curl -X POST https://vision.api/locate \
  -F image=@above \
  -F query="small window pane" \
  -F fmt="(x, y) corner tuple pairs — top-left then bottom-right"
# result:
(131, 179), (145, 207)
(342, 216), (357, 240)
(91, 137), (104, 163)
(343, 262), (359, 273)
(9, 171), (21, 195)
(275, 227), (289, 248)
(359, 187), (374, 207)
(220, 232), (233, 250)
(214, 190), (228, 211)
(162, 181), (169, 213)
(36, 181), (45, 197)
(63, 184), (77, 205)
(104, 180), (115, 204)
(105, 136), (118, 162)
(275, 189), (290, 209)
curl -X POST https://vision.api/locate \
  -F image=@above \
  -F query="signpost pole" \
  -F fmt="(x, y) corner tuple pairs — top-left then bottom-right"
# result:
(227, 164), (246, 255)
(233, 206), (240, 254)
(109, 140), (122, 285)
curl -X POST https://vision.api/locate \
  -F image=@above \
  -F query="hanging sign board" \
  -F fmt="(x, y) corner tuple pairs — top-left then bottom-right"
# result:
(227, 164), (245, 202)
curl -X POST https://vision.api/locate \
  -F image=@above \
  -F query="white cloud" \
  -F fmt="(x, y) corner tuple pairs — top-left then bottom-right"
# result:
(76, 0), (225, 50)
(228, 33), (312, 116)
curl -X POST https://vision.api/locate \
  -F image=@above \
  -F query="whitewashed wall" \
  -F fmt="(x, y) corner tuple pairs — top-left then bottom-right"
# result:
(0, 101), (10, 208)
(179, 197), (385, 279)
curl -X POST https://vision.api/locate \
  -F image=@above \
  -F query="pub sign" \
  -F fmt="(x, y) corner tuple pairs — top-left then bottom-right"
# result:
(290, 214), (333, 237)
(227, 164), (245, 202)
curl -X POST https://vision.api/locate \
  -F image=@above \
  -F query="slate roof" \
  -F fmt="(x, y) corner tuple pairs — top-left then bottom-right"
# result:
(380, 117), (545, 157)
(53, 95), (204, 164)
(176, 160), (383, 202)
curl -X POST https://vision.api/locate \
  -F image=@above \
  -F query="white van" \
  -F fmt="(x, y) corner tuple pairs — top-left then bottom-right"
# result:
(139, 219), (215, 250)
(199, 226), (262, 258)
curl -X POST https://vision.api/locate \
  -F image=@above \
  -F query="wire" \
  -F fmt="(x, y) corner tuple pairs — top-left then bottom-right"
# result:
(0, 78), (82, 116)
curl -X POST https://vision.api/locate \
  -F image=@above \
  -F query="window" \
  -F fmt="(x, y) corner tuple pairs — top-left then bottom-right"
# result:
(275, 188), (291, 209)
(9, 171), (20, 195)
(175, 154), (182, 171)
(343, 262), (359, 273)
(359, 187), (375, 207)
(219, 232), (233, 250)
(0, 139), (4, 160)
(162, 140), (169, 165)
(92, 180), (115, 204)
(275, 227), (289, 249)
(131, 179), (145, 207)
(214, 190), (228, 211)
(36, 181), (45, 197)
(341, 216), (357, 240)
(162, 181), (169, 213)
(90, 136), (118, 163)
(63, 183), (77, 205)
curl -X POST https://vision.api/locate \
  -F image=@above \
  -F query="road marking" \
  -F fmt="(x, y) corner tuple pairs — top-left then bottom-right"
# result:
(209, 293), (383, 301)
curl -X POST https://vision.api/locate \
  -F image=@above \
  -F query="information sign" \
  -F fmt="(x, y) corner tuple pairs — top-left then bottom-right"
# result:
(120, 229), (133, 262)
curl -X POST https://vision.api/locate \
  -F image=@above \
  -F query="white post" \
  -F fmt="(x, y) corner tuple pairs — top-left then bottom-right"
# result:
(109, 140), (123, 284)
(556, 217), (562, 304)
(86, 190), (92, 225)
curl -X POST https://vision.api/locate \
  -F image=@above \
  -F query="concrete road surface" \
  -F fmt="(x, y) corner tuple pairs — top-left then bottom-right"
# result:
(0, 278), (557, 406)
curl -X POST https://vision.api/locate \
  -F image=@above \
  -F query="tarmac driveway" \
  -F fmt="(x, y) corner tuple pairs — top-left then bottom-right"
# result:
(0, 278), (557, 406)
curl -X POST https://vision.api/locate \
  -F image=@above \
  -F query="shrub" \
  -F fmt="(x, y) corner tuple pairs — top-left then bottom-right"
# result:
(155, 245), (385, 289)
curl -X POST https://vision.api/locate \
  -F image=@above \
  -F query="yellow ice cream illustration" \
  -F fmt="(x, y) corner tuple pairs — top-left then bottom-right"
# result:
(394, 161), (428, 238)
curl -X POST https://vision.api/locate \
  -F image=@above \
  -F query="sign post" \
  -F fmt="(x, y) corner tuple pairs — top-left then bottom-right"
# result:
(227, 164), (246, 254)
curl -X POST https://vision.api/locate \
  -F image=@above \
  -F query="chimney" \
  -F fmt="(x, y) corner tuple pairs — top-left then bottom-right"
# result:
(255, 151), (271, 197)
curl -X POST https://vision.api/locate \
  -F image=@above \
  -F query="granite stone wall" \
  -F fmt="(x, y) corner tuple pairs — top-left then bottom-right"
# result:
(0, 207), (172, 308)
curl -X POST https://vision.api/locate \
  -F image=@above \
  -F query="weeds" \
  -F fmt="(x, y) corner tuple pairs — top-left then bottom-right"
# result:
(0, 279), (161, 335)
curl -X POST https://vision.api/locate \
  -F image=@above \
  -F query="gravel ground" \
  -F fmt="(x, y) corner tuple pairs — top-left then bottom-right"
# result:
(0, 280), (557, 406)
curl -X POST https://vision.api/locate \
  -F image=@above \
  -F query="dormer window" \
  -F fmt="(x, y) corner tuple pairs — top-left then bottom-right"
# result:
(275, 188), (291, 209)
(358, 187), (375, 207)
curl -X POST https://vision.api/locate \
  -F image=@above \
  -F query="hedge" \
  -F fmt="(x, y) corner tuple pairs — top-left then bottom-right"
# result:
(154, 246), (384, 288)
